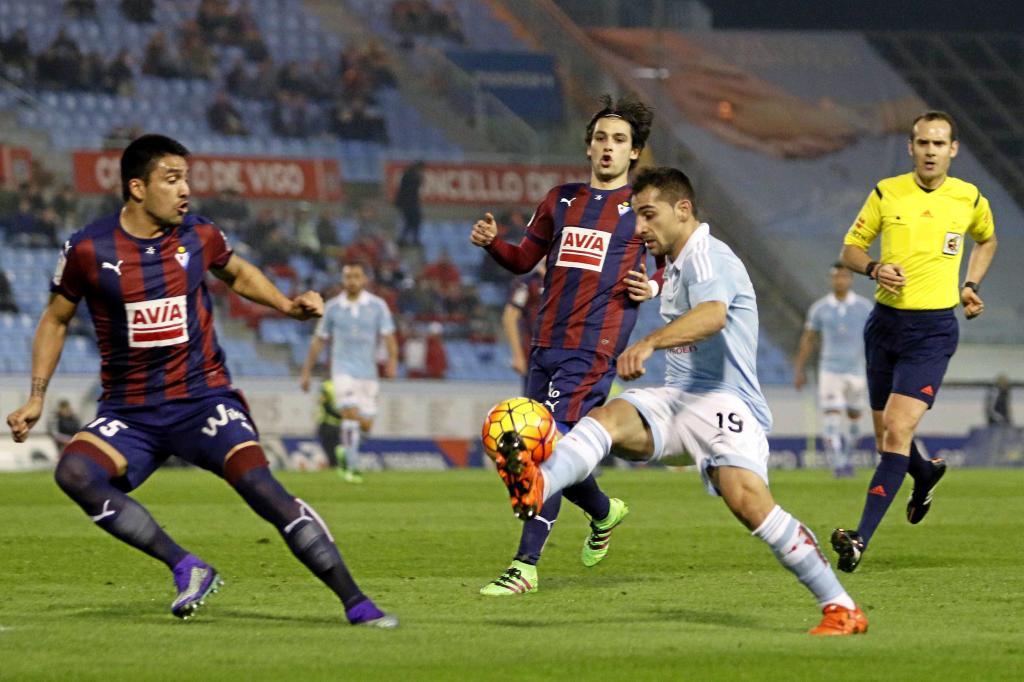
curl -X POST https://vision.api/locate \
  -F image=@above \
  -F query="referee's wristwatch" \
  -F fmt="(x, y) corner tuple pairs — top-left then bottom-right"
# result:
(962, 281), (979, 293)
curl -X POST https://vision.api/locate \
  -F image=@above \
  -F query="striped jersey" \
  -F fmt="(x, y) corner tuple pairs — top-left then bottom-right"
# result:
(507, 270), (544, 359)
(50, 212), (234, 406)
(526, 183), (645, 358)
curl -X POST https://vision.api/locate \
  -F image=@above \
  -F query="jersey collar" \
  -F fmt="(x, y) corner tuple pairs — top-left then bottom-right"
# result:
(338, 290), (371, 309)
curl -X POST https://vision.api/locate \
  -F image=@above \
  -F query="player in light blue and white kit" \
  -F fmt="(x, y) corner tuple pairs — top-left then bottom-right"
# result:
(301, 262), (398, 482)
(794, 264), (873, 477)
(491, 168), (867, 635)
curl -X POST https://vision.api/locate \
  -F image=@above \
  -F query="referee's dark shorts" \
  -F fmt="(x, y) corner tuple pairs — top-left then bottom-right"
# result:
(864, 303), (959, 410)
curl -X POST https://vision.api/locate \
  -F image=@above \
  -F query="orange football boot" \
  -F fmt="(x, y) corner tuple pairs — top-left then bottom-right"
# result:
(809, 604), (869, 636)
(492, 433), (546, 520)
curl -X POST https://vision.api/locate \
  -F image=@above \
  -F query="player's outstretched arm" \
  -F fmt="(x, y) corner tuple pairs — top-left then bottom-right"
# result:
(470, 211), (548, 274)
(6, 294), (77, 442)
(618, 301), (727, 381)
(212, 254), (323, 319)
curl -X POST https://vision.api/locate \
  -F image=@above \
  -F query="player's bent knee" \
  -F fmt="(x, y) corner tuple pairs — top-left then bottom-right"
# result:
(223, 444), (269, 486)
(54, 450), (116, 495)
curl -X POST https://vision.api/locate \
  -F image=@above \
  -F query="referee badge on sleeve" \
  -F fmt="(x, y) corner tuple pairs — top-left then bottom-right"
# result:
(943, 232), (962, 256)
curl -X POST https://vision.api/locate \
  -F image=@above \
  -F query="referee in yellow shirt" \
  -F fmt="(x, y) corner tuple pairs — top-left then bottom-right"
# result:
(831, 111), (998, 572)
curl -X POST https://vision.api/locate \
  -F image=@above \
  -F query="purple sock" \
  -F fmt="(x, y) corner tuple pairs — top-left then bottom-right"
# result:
(346, 598), (384, 624)
(563, 475), (611, 521)
(857, 451), (909, 546)
(514, 492), (562, 565)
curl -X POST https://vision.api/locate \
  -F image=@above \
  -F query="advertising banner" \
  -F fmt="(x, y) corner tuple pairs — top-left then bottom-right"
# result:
(0, 144), (33, 188)
(386, 161), (588, 206)
(73, 151), (343, 201)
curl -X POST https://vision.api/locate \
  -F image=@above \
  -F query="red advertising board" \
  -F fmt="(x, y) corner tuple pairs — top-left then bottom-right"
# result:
(73, 150), (343, 201)
(386, 161), (589, 206)
(0, 145), (34, 188)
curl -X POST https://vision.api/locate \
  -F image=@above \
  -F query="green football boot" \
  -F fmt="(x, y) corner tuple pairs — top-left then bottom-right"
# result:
(581, 498), (629, 567)
(479, 560), (538, 596)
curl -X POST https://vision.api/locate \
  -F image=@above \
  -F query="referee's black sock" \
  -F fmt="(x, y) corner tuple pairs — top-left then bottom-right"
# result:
(856, 451), (909, 546)
(906, 440), (933, 481)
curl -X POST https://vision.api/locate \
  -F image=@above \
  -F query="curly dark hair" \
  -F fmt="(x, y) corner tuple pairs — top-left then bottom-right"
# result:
(585, 94), (654, 169)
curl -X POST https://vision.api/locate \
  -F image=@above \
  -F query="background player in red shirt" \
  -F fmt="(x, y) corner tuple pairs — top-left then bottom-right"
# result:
(471, 95), (659, 595)
(6, 135), (396, 628)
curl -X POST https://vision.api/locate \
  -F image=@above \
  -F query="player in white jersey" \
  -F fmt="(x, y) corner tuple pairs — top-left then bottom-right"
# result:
(793, 264), (873, 477)
(301, 262), (398, 482)
(490, 167), (867, 635)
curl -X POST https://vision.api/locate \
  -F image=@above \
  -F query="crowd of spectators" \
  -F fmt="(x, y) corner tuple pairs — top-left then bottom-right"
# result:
(0, 183), (504, 379)
(0, 1), (397, 144)
(390, 0), (465, 49)
(1, 27), (136, 96)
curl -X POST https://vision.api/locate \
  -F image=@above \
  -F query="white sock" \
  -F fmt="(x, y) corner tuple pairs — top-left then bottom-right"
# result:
(341, 419), (360, 471)
(846, 416), (861, 461)
(823, 412), (845, 469)
(539, 417), (611, 503)
(752, 505), (856, 609)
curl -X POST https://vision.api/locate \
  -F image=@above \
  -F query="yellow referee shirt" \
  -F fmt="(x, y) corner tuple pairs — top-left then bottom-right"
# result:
(844, 173), (995, 310)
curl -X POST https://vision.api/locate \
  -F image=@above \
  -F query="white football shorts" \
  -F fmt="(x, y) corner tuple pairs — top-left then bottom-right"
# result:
(331, 373), (380, 419)
(618, 386), (770, 496)
(818, 370), (867, 413)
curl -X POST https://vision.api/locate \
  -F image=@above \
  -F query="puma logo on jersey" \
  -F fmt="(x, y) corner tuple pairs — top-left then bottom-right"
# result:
(560, 197), (577, 207)
(102, 260), (123, 276)
(555, 226), (610, 272)
(125, 295), (188, 347)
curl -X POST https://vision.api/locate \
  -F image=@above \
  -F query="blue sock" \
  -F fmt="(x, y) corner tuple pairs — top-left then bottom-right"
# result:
(856, 451), (909, 546)
(514, 492), (562, 565)
(563, 475), (611, 521)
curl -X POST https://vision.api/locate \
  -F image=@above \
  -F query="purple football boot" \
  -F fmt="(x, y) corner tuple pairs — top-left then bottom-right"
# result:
(346, 599), (398, 629)
(171, 554), (223, 620)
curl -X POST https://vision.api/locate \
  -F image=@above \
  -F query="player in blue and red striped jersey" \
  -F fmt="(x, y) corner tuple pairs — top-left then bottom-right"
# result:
(471, 94), (659, 595)
(5, 135), (396, 628)
(502, 261), (545, 392)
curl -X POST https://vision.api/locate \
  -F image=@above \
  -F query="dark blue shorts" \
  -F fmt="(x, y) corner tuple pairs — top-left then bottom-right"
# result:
(525, 347), (617, 427)
(864, 304), (959, 411)
(76, 390), (261, 491)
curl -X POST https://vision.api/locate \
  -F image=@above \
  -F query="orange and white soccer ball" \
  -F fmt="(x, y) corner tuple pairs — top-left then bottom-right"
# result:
(481, 397), (557, 464)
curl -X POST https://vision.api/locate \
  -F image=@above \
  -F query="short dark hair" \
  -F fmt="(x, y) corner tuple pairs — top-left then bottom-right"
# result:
(341, 260), (367, 272)
(632, 166), (698, 216)
(910, 110), (958, 142)
(120, 134), (190, 201)
(585, 94), (654, 169)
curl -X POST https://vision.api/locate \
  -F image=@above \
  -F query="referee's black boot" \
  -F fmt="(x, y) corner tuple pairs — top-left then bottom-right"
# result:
(906, 458), (947, 525)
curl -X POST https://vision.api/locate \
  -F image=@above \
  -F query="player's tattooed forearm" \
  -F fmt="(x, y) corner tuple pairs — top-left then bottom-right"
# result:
(30, 376), (48, 398)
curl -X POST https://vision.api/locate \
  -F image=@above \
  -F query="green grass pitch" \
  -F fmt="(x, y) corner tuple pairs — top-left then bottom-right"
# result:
(1, 467), (1021, 680)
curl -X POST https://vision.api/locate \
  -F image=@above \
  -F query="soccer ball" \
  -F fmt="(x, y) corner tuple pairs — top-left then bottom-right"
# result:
(481, 397), (557, 464)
